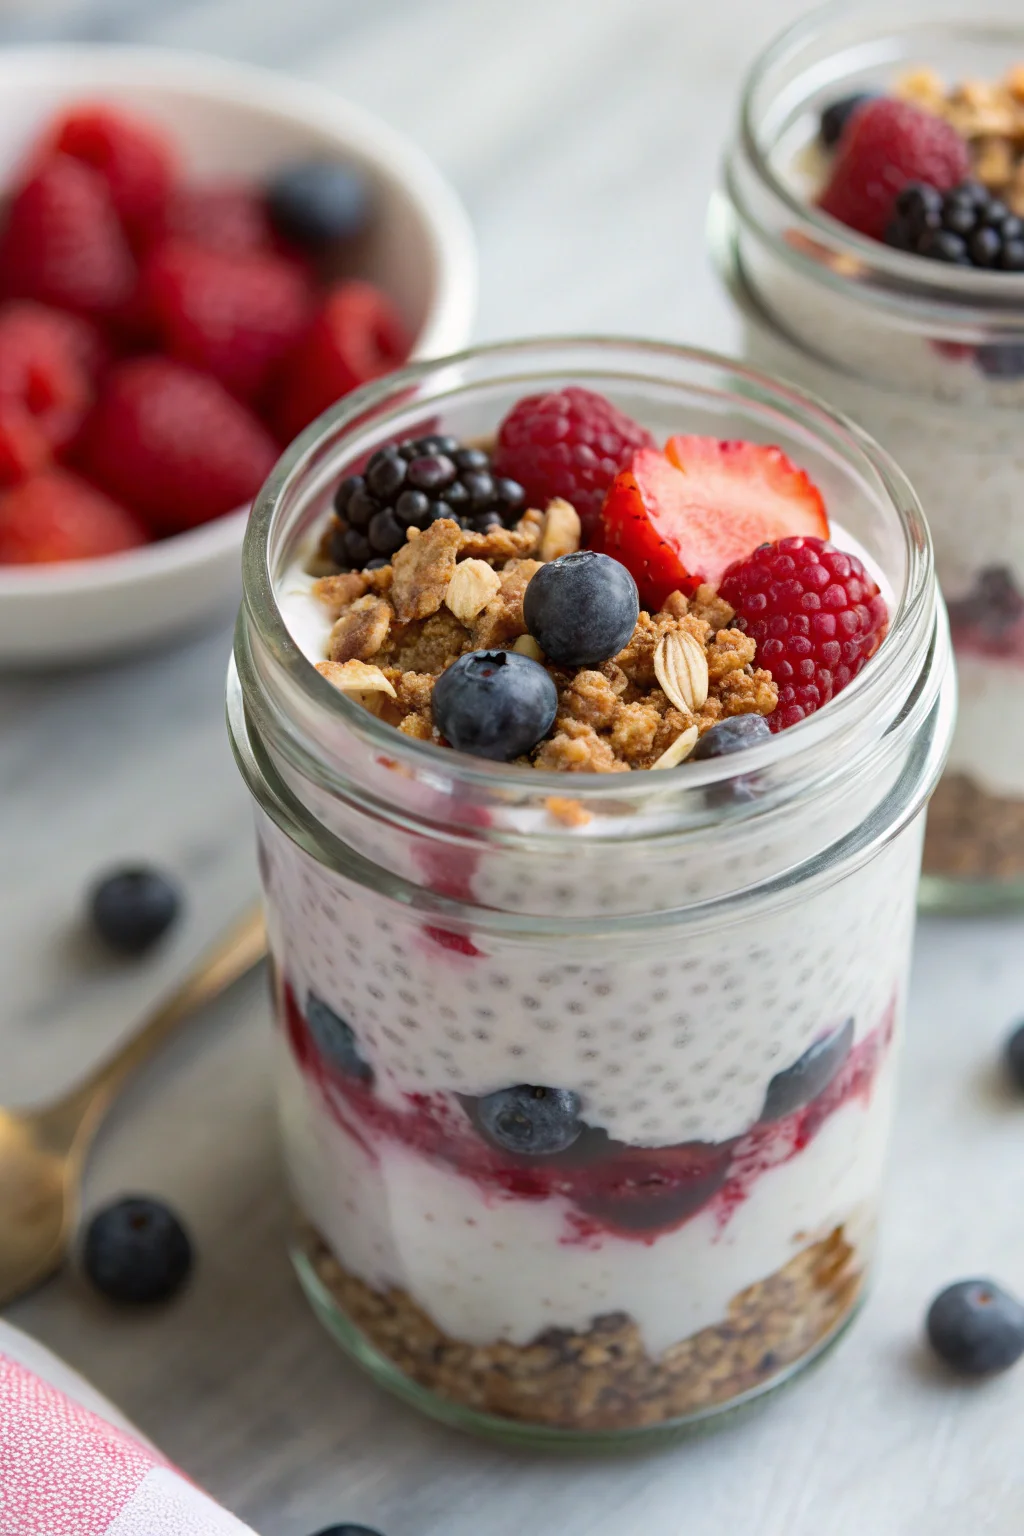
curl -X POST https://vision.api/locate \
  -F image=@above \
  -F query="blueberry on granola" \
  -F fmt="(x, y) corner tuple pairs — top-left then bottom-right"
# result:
(691, 714), (772, 759)
(306, 994), (373, 1082)
(927, 1280), (1024, 1375)
(760, 1017), (854, 1122)
(432, 650), (558, 761)
(522, 550), (639, 666)
(475, 1085), (583, 1156)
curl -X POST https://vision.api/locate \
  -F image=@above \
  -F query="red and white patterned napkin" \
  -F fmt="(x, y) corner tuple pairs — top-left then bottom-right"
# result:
(0, 1321), (256, 1536)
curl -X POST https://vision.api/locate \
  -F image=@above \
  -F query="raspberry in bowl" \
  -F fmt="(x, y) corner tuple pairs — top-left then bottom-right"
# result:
(0, 45), (475, 664)
(713, 0), (1024, 906)
(229, 338), (954, 1444)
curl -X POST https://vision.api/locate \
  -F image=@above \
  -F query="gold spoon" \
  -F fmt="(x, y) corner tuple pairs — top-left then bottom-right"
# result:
(0, 905), (267, 1307)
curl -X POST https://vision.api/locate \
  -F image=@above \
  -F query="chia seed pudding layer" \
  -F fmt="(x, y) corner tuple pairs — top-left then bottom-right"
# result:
(233, 339), (950, 1434)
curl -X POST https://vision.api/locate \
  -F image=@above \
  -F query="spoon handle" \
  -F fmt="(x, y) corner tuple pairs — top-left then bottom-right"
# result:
(40, 906), (268, 1153)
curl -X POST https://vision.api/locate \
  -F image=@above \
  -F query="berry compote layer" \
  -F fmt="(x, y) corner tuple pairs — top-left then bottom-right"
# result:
(727, 62), (1024, 887)
(256, 389), (913, 1431)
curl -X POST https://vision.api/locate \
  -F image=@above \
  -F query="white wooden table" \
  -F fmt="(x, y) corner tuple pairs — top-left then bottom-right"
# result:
(3, 2), (1024, 1533)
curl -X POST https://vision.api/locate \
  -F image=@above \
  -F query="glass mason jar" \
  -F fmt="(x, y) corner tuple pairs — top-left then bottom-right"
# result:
(229, 338), (953, 1446)
(713, 0), (1024, 911)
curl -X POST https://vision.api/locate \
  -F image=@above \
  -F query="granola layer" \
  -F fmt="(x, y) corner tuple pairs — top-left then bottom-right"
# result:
(924, 772), (1024, 884)
(308, 511), (777, 771)
(302, 1222), (862, 1431)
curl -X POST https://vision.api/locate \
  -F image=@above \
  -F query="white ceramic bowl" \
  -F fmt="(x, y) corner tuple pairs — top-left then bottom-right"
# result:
(0, 44), (477, 666)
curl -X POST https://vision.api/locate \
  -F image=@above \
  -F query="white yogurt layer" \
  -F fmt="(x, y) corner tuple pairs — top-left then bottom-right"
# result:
(279, 1031), (893, 1356)
(261, 811), (918, 1148)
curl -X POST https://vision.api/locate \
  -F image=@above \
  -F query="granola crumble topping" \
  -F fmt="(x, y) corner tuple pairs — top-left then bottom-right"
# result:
(310, 506), (779, 769)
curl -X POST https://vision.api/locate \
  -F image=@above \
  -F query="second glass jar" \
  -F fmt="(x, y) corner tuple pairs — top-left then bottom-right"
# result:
(714, 0), (1024, 909)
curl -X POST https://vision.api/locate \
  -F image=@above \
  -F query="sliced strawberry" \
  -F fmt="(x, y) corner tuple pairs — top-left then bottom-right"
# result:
(600, 439), (829, 612)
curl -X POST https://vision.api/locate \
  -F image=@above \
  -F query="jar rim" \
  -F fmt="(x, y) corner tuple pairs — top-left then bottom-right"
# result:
(238, 336), (939, 835)
(736, 0), (1024, 322)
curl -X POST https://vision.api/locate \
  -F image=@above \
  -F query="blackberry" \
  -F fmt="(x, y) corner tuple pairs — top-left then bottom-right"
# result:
(886, 181), (1024, 271)
(326, 436), (526, 572)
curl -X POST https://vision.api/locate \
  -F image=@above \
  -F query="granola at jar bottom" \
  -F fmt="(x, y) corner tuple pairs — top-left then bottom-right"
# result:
(715, 6), (1024, 901)
(232, 341), (952, 1442)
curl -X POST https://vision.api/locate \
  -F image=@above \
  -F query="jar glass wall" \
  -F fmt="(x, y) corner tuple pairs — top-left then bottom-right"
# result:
(714, 0), (1024, 909)
(230, 339), (953, 1444)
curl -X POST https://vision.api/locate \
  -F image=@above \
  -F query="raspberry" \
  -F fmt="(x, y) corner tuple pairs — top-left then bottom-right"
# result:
(492, 387), (654, 539)
(76, 356), (279, 533)
(156, 184), (275, 256)
(0, 154), (138, 319)
(819, 98), (970, 241)
(719, 536), (889, 731)
(270, 280), (410, 444)
(0, 303), (103, 485)
(141, 239), (313, 400)
(52, 104), (178, 247)
(0, 154), (137, 317)
(0, 469), (146, 563)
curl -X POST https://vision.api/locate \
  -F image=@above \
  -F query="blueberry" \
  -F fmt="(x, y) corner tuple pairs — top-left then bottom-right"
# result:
(819, 92), (874, 149)
(306, 993), (373, 1081)
(89, 866), (181, 956)
(266, 161), (371, 250)
(83, 1196), (193, 1304)
(475, 1085), (583, 1156)
(690, 714), (772, 759)
(432, 650), (557, 761)
(926, 1280), (1024, 1375)
(523, 551), (639, 666)
(760, 1017), (854, 1122)
(1005, 1020), (1024, 1089)
(309, 1527), (385, 1536)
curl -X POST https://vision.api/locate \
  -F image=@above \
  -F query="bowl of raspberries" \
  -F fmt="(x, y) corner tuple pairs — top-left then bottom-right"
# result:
(0, 45), (476, 664)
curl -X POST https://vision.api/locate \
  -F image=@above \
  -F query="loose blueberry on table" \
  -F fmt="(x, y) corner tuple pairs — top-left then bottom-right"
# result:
(0, 101), (409, 565)
(1005, 1018), (1024, 1091)
(88, 865), (182, 956)
(82, 1196), (193, 1304)
(926, 1279), (1024, 1376)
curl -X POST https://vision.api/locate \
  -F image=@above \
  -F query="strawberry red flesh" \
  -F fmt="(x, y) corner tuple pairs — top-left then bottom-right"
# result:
(599, 437), (829, 613)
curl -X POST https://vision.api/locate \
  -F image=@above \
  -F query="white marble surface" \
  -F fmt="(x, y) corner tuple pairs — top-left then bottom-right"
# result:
(2, 2), (1024, 1533)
